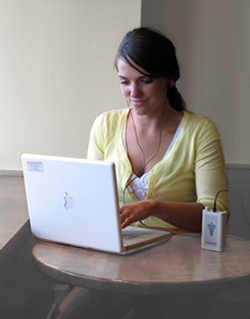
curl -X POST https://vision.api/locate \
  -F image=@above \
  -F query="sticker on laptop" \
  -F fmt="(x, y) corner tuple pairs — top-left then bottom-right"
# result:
(27, 161), (44, 173)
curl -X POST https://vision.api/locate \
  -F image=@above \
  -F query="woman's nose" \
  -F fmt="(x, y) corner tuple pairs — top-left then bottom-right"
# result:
(131, 83), (141, 98)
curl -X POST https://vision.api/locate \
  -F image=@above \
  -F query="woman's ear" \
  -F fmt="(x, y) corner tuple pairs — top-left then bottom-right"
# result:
(168, 79), (176, 88)
(166, 80), (176, 97)
(165, 79), (175, 92)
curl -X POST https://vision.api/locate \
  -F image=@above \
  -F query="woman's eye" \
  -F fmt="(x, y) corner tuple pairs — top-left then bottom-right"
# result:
(120, 80), (129, 85)
(141, 78), (153, 84)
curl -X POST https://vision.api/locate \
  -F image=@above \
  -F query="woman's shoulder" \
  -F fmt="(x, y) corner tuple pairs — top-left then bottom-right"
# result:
(182, 110), (220, 141)
(183, 110), (217, 130)
(95, 108), (129, 123)
(91, 108), (129, 136)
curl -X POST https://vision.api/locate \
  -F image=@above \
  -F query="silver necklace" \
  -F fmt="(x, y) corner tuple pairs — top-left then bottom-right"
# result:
(129, 108), (164, 176)
(122, 107), (164, 210)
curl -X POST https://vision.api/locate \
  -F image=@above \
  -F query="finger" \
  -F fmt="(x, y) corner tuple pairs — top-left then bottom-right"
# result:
(120, 211), (129, 227)
(121, 214), (135, 228)
(120, 213), (126, 221)
(121, 219), (130, 229)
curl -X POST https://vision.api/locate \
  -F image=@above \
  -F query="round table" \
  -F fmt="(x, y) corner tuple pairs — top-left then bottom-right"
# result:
(32, 234), (250, 318)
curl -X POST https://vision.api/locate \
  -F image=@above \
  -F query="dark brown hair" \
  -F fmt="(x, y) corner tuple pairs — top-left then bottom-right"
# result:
(115, 27), (185, 111)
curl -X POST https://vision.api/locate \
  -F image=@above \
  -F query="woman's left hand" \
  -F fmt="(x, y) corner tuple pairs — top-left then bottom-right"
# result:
(120, 200), (156, 228)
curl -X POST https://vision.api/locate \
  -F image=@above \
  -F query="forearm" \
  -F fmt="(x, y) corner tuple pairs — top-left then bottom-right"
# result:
(151, 200), (204, 233)
(120, 200), (204, 233)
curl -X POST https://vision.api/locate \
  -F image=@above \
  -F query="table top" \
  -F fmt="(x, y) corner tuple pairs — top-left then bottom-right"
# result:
(32, 234), (250, 295)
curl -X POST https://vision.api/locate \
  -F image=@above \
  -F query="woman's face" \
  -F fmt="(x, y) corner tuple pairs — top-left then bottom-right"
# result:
(117, 58), (171, 116)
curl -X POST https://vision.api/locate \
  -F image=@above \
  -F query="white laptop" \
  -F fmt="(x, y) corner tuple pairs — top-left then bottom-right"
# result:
(21, 154), (171, 254)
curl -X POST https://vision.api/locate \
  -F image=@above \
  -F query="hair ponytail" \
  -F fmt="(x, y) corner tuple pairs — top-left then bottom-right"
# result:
(167, 85), (185, 111)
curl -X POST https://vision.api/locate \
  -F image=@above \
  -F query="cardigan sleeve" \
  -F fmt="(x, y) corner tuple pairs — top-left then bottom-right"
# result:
(195, 119), (228, 212)
(87, 114), (105, 161)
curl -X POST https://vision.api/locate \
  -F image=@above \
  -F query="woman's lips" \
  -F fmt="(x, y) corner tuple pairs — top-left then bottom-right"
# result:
(130, 99), (148, 106)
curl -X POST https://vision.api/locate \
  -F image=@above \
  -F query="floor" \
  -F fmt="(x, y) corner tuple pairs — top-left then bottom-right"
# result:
(0, 175), (56, 319)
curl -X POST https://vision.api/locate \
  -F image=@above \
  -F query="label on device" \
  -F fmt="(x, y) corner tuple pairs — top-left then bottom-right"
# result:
(201, 207), (228, 252)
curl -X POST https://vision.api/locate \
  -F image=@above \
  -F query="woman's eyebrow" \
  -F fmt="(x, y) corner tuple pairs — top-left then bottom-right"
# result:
(118, 74), (153, 79)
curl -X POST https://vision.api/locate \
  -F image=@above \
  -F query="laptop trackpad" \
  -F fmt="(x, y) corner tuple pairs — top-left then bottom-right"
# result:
(122, 226), (169, 247)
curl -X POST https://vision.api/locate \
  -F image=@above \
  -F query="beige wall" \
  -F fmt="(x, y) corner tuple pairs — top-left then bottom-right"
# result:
(141, 0), (250, 165)
(3, 0), (249, 170)
(0, 0), (141, 171)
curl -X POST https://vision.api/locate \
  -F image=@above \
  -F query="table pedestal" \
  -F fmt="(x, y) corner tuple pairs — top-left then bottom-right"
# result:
(133, 295), (162, 319)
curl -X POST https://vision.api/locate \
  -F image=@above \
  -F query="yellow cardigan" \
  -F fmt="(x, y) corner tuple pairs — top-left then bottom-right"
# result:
(87, 109), (228, 231)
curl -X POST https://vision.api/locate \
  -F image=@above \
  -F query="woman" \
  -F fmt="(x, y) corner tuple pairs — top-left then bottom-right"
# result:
(87, 27), (228, 234)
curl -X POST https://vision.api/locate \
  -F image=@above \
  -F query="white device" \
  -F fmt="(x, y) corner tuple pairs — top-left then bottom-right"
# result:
(201, 207), (228, 252)
(21, 153), (171, 255)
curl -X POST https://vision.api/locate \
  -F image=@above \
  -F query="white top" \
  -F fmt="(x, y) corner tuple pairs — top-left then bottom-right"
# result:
(123, 117), (183, 200)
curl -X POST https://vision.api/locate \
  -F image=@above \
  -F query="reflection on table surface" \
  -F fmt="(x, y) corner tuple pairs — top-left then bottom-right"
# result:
(32, 234), (250, 295)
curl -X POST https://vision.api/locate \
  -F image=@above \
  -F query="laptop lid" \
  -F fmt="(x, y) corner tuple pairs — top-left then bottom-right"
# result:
(21, 154), (170, 254)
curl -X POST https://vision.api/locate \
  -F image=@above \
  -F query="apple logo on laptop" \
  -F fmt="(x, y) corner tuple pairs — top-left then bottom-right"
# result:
(63, 192), (75, 210)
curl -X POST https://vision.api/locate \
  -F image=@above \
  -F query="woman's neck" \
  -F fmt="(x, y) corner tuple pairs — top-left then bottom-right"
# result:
(129, 103), (182, 134)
